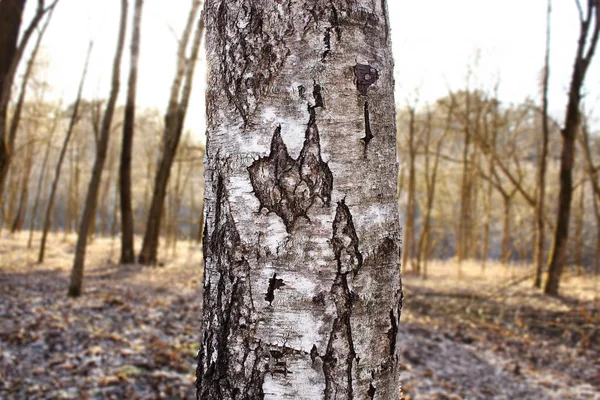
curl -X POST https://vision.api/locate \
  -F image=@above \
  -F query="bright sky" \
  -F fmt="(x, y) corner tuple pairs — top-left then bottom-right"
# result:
(24, 0), (600, 140)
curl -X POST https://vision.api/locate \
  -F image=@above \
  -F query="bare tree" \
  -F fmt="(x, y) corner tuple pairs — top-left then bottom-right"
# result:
(27, 102), (61, 248)
(138, 0), (204, 265)
(402, 106), (417, 273)
(533, 0), (552, 288)
(68, 0), (128, 297)
(38, 42), (92, 262)
(0, 0), (58, 200)
(544, 0), (599, 296)
(580, 114), (600, 275)
(119, 0), (144, 264)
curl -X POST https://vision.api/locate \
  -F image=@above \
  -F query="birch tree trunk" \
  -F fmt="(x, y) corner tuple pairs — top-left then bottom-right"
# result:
(197, 1), (402, 398)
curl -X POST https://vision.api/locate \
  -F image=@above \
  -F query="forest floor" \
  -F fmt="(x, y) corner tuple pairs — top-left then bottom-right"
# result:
(1, 232), (599, 399)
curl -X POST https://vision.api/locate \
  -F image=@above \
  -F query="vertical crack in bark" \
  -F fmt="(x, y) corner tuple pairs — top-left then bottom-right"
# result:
(212, 1), (291, 126)
(331, 199), (363, 275)
(322, 28), (332, 60)
(368, 383), (376, 399)
(198, 168), (268, 399)
(264, 272), (285, 305)
(387, 309), (398, 356)
(248, 84), (332, 232)
(316, 2), (341, 61)
(354, 64), (379, 96)
(321, 200), (363, 399)
(329, 3), (341, 40)
(361, 100), (374, 155)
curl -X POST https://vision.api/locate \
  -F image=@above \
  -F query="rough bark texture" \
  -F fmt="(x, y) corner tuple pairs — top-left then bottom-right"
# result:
(197, 1), (402, 398)
(544, 1), (599, 296)
(119, 0), (144, 264)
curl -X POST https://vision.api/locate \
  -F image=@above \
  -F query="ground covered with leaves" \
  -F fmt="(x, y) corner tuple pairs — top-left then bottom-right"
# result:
(1, 233), (599, 399)
(399, 261), (600, 400)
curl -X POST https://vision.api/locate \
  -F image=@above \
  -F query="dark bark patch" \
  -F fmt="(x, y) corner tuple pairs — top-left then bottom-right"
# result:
(322, 27), (332, 60)
(323, 272), (357, 400)
(354, 64), (379, 96)
(248, 100), (332, 232)
(298, 84), (306, 99)
(213, 1), (291, 126)
(387, 309), (398, 356)
(264, 273), (285, 305)
(361, 101), (374, 154)
(368, 383), (376, 399)
(330, 4), (341, 40)
(322, 201), (365, 399)
(313, 82), (324, 108)
(310, 344), (319, 363)
(332, 199), (363, 275)
(197, 170), (268, 399)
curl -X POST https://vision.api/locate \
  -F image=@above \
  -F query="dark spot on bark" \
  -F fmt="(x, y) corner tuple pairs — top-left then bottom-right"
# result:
(298, 84), (306, 99)
(264, 273), (285, 305)
(368, 383), (376, 399)
(322, 28), (332, 60)
(270, 349), (284, 359)
(330, 4), (341, 40)
(312, 291), (326, 305)
(332, 199), (363, 275)
(248, 101), (333, 232)
(313, 82), (324, 108)
(310, 344), (319, 363)
(354, 64), (379, 96)
(388, 309), (398, 356)
(361, 101), (374, 154)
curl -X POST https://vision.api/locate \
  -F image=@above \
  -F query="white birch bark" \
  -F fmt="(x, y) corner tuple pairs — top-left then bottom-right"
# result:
(197, 1), (402, 398)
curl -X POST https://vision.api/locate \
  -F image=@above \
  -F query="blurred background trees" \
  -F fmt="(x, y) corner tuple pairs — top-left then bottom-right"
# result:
(0, 0), (598, 298)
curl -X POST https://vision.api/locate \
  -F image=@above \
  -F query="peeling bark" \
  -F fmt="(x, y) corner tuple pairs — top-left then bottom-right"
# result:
(198, 1), (402, 398)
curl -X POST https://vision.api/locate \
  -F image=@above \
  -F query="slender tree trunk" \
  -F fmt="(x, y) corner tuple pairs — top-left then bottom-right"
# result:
(544, 1), (599, 296)
(68, 0), (127, 297)
(99, 147), (117, 236)
(573, 181), (585, 273)
(28, 112), (59, 248)
(501, 195), (511, 265)
(580, 116), (600, 276)
(402, 107), (416, 273)
(197, 1), (402, 398)
(457, 91), (472, 267)
(138, 1), (204, 265)
(593, 192), (600, 276)
(119, 0), (144, 264)
(534, 0), (552, 288)
(38, 42), (92, 263)
(11, 129), (35, 232)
